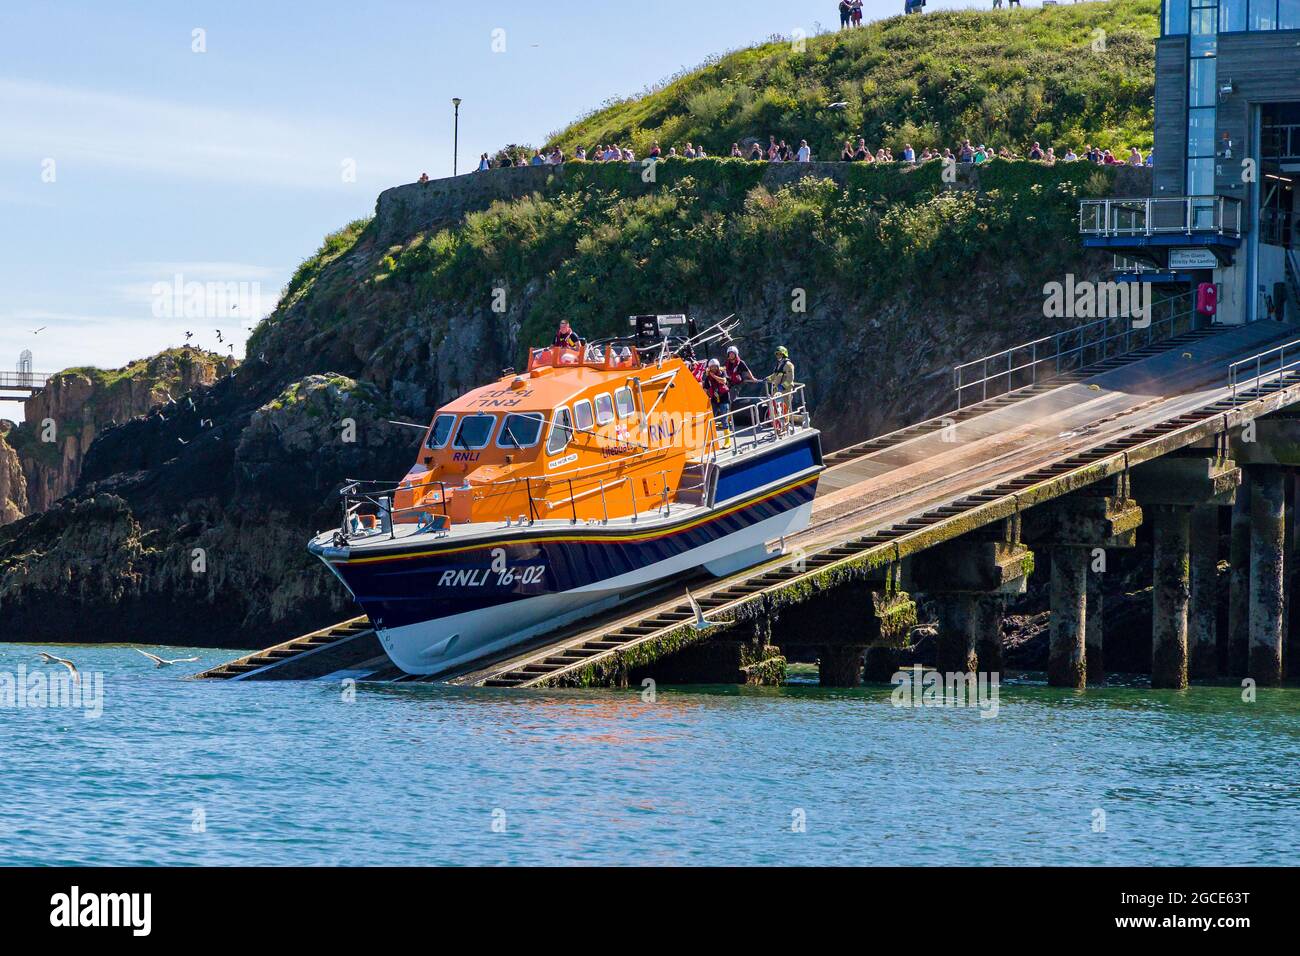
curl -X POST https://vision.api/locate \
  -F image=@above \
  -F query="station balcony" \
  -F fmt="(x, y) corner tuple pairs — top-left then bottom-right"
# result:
(1079, 195), (1244, 281)
(1079, 196), (1243, 250)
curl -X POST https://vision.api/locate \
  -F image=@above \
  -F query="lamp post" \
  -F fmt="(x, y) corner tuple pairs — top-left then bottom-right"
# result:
(451, 97), (462, 176)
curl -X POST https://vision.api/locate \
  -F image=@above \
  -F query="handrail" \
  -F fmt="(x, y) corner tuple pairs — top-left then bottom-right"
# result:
(0, 371), (52, 388)
(334, 382), (812, 541)
(1228, 337), (1300, 406)
(1078, 195), (1242, 238)
(953, 290), (1197, 409)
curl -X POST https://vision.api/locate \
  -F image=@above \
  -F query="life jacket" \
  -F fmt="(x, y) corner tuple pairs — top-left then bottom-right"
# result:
(553, 330), (580, 348)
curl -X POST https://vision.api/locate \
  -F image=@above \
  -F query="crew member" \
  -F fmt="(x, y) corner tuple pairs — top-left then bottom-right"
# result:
(553, 319), (581, 349)
(724, 345), (759, 392)
(766, 345), (796, 433)
(705, 358), (732, 448)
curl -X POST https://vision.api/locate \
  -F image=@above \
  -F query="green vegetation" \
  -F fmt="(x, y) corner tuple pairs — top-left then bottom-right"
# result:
(549, 0), (1157, 159)
(379, 157), (1116, 351)
(56, 347), (225, 391)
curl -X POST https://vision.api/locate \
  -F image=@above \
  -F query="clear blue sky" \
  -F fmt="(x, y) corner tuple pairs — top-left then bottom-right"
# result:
(0, 0), (1042, 417)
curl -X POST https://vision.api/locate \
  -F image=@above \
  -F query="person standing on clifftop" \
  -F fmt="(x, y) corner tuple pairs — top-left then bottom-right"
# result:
(797, 140), (811, 163)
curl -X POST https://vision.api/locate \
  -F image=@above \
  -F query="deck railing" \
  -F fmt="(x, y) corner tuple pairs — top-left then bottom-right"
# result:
(334, 383), (811, 542)
(1078, 196), (1242, 238)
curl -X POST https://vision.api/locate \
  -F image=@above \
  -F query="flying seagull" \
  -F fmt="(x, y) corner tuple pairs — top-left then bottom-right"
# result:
(38, 652), (79, 683)
(134, 649), (199, 668)
(685, 588), (712, 631)
(29, 326), (46, 335)
(186, 396), (195, 410)
(826, 101), (849, 110)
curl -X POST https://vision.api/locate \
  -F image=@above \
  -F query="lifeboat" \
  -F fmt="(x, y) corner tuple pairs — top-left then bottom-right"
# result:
(308, 315), (823, 676)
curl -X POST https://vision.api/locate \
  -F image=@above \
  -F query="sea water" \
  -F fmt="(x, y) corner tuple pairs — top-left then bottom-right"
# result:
(1, 643), (1297, 866)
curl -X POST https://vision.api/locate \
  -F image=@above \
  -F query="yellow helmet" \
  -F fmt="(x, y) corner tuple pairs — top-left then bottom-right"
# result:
(775, 345), (789, 358)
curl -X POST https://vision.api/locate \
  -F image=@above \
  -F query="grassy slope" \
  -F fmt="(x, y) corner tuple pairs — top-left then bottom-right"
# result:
(277, 157), (1118, 362)
(548, 0), (1157, 159)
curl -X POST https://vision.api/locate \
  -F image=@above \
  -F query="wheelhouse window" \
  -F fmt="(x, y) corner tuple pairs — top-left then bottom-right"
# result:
(594, 393), (615, 426)
(497, 412), (544, 448)
(573, 399), (595, 432)
(547, 407), (573, 455)
(425, 413), (455, 449)
(615, 387), (635, 418)
(452, 413), (496, 450)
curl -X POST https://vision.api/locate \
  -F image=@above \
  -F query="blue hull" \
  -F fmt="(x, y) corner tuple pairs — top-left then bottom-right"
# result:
(324, 433), (822, 632)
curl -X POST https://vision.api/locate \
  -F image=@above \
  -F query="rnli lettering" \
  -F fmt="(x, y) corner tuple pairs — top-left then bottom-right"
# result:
(437, 565), (546, 587)
(648, 419), (677, 443)
(471, 386), (533, 409)
(453, 451), (481, 462)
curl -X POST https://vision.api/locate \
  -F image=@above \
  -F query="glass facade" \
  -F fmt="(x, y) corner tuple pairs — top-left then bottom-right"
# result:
(1164, 0), (1300, 30)
(1161, 0), (1298, 195)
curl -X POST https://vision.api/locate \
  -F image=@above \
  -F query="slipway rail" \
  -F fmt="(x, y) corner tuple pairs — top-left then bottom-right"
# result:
(197, 317), (1300, 686)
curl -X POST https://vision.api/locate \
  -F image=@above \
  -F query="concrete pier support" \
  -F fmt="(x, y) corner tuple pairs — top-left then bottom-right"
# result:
(1025, 482), (1144, 688)
(1085, 569), (1104, 684)
(1151, 505), (1191, 689)
(934, 596), (976, 674)
(969, 594), (1005, 674)
(819, 645), (866, 687)
(773, 578), (916, 687)
(1248, 467), (1286, 686)
(1188, 504), (1220, 680)
(905, 527), (1030, 676)
(1228, 479), (1252, 677)
(1049, 547), (1088, 688)
(1132, 454), (1240, 688)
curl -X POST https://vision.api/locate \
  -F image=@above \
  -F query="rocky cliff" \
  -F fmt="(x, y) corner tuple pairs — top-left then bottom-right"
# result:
(0, 158), (1133, 647)
(0, 422), (28, 524)
(0, 349), (232, 525)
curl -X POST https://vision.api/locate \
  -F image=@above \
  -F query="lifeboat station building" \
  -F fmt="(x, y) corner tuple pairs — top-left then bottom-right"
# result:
(1081, 0), (1300, 324)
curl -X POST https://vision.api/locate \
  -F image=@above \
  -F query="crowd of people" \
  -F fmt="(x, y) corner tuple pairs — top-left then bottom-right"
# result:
(468, 137), (1152, 174)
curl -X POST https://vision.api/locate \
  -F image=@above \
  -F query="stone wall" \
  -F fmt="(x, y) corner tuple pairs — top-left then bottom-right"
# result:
(376, 161), (1152, 243)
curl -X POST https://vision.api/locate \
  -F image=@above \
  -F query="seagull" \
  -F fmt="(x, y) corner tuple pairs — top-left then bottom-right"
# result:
(685, 588), (712, 631)
(177, 437), (188, 445)
(156, 411), (168, 422)
(38, 652), (79, 683)
(29, 326), (46, 335)
(185, 331), (193, 341)
(826, 101), (849, 110)
(200, 418), (213, 428)
(186, 396), (195, 410)
(134, 649), (199, 668)
(215, 329), (224, 343)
